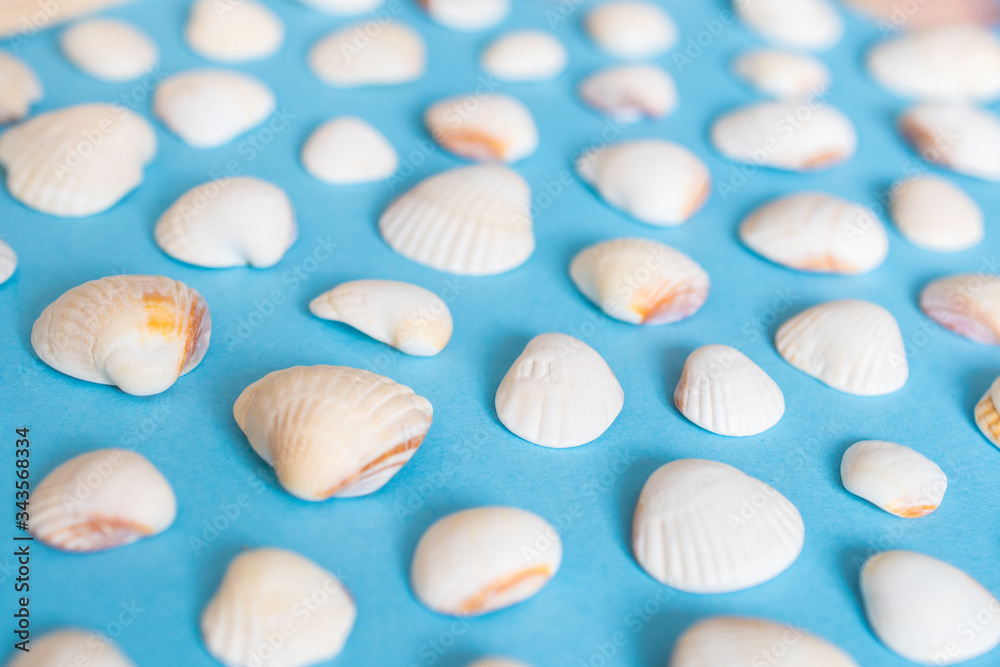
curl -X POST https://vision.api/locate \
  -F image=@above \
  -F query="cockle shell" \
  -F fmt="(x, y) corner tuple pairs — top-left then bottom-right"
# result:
(60, 19), (157, 81)
(576, 140), (709, 226)
(379, 165), (534, 276)
(733, 49), (830, 99)
(468, 659), (532, 667)
(899, 103), (1000, 181)
(843, 0), (1000, 29)
(890, 175), (983, 252)
(920, 274), (1000, 345)
(776, 300), (907, 396)
(302, 117), (398, 184)
(309, 22), (425, 87)
(309, 280), (452, 356)
(481, 31), (567, 82)
(233, 365), (433, 501)
(735, 0), (843, 50)
(425, 94), (537, 163)
(31, 275), (211, 396)
(578, 64), (677, 123)
(31, 449), (176, 552)
(411, 506), (561, 616)
(0, 51), (41, 124)
(0, 0), (131, 38)
(202, 548), (356, 667)
(632, 459), (804, 593)
(975, 376), (1000, 449)
(495, 333), (624, 448)
(569, 238), (710, 325)
(8, 630), (135, 667)
(841, 441), (946, 518)
(186, 0), (284, 63)
(420, 0), (509, 31)
(0, 239), (16, 285)
(861, 551), (1000, 665)
(584, 1), (677, 59)
(154, 177), (297, 269)
(0, 103), (156, 217)
(294, 0), (382, 14)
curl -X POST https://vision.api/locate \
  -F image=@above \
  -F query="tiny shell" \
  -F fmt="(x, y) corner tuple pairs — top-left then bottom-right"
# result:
(890, 175), (983, 252)
(578, 64), (677, 123)
(425, 93), (537, 163)
(468, 660), (532, 667)
(481, 30), (567, 81)
(0, 0), (131, 38)
(411, 506), (561, 616)
(841, 440), (946, 518)
(920, 274), (1000, 345)
(60, 19), (157, 81)
(843, 0), (1000, 29)
(8, 630), (135, 667)
(421, 0), (509, 31)
(975, 376), (1000, 449)
(585, 1), (677, 59)
(302, 117), (398, 184)
(0, 239), (16, 285)
(185, 0), (284, 63)
(309, 22), (425, 87)
(0, 51), (42, 124)
(733, 49), (830, 99)
(735, 0), (843, 50)
(295, 0), (383, 14)
(899, 103), (1000, 181)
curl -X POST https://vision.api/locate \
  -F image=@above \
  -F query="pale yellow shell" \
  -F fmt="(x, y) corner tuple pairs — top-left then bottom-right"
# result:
(0, 51), (41, 124)
(0, 0), (130, 38)
(8, 630), (135, 667)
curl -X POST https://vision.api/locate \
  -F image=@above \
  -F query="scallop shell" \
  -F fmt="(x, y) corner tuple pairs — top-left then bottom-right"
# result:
(31, 275), (211, 396)
(309, 279), (452, 356)
(411, 506), (561, 616)
(294, 0), (382, 14)
(185, 0), (284, 63)
(468, 659), (532, 667)
(841, 440), (946, 518)
(495, 333), (624, 448)
(733, 49), (831, 99)
(0, 103), (156, 217)
(584, 1), (677, 59)
(379, 165), (534, 276)
(632, 459), (804, 593)
(420, 0), (509, 31)
(309, 22), (425, 87)
(0, 0), (131, 38)
(233, 365), (433, 501)
(920, 274), (1000, 345)
(154, 177), (297, 269)
(861, 551), (1000, 665)
(890, 175), (983, 252)
(775, 299), (907, 396)
(735, 0), (843, 50)
(8, 630), (135, 667)
(481, 30), (567, 82)
(569, 238), (710, 325)
(425, 94), (537, 163)
(975, 376), (1000, 449)
(202, 548), (356, 667)
(302, 116), (398, 184)
(0, 51), (42, 124)
(578, 64), (677, 123)
(899, 103), (1000, 181)
(0, 239), (16, 285)
(31, 449), (176, 552)
(843, 0), (1000, 29)
(60, 19), (157, 81)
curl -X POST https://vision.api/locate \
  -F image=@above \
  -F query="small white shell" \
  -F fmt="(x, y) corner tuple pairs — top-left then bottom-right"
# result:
(421, 0), (509, 31)
(154, 177), (297, 269)
(8, 630), (135, 667)
(294, 0), (382, 14)
(60, 19), (157, 81)
(733, 49), (831, 99)
(0, 51), (41, 124)
(309, 280), (452, 356)
(975, 376), (1000, 449)
(309, 22), (425, 87)
(578, 64), (677, 123)
(890, 175), (983, 252)
(411, 506), (561, 616)
(302, 117), (398, 184)
(31, 449), (176, 552)
(735, 0), (843, 50)
(481, 30), (567, 82)
(425, 93), (537, 163)
(585, 1), (677, 59)
(900, 103), (1000, 181)
(496, 333), (624, 448)
(576, 140), (709, 226)
(776, 299), (907, 396)
(0, 239), (16, 285)
(154, 69), (275, 148)
(633, 459), (804, 593)
(843, 0), (1000, 29)
(202, 548), (356, 667)
(920, 274), (1000, 345)
(861, 551), (1000, 665)
(185, 0), (284, 63)
(841, 440), (946, 518)
(468, 659), (532, 667)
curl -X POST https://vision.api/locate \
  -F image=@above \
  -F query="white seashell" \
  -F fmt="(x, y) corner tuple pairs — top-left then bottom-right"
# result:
(425, 94), (537, 163)
(890, 176), (983, 252)
(578, 64), (677, 123)
(569, 238), (710, 325)
(202, 548), (356, 667)
(0, 0), (131, 38)
(585, 1), (677, 59)
(31, 275), (211, 396)
(233, 366), (433, 500)
(8, 630), (135, 667)
(60, 19), (157, 81)
(674, 345), (784, 437)
(861, 551), (1000, 665)
(975, 376), (1000, 449)
(411, 506), (561, 616)
(379, 165), (534, 276)
(0, 103), (156, 217)
(576, 140), (709, 226)
(776, 299), (907, 396)
(185, 0), (284, 63)
(481, 30), (567, 82)
(495, 333), (624, 448)
(420, 0), (509, 31)
(31, 449), (176, 552)
(294, 0), (382, 14)
(309, 279), (452, 356)
(309, 22), (425, 87)
(467, 659), (532, 667)
(841, 441), (946, 518)
(0, 239), (16, 285)
(733, 49), (830, 99)
(735, 0), (843, 50)
(302, 117), (398, 184)
(0, 51), (41, 124)
(899, 103), (1000, 181)
(711, 101), (857, 171)
(154, 177), (297, 269)
(632, 459), (804, 593)
(920, 274), (1000, 345)
(843, 0), (1000, 29)
(739, 193), (889, 275)
(154, 69), (275, 148)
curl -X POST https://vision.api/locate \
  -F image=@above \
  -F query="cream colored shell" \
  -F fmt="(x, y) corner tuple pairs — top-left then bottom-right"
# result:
(425, 94), (537, 163)
(0, 51), (42, 124)
(975, 375), (1000, 449)
(735, 0), (843, 50)
(920, 274), (1000, 345)
(8, 630), (135, 667)
(890, 175), (983, 252)
(734, 49), (830, 99)
(467, 659), (532, 667)
(302, 117), (398, 184)
(843, 0), (1000, 29)
(0, 0), (131, 38)
(0, 239), (16, 285)
(841, 440), (946, 518)
(186, 0), (284, 62)
(60, 19), (157, 81)
(584, 1), (677, 59)
(309, 22), (425, 87)
(578, 64), (677, 123)
(899, 103), (1000, 181)
(421, 0), (509, 31)
(294, 0), (383, 14)
(481, 31), (566, 81)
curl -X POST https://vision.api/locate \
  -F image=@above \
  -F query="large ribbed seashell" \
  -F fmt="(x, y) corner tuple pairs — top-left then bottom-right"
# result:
(890, 175), (983, 252)
(0, 239), (16, 285)
(632, 459), (804, 593)
(31, 449), (176, 552)
(309, 22), (425, 87)
(776, 300), (907, 396)
(31, 275), (211, 396)
(920, 274), (1000, 345)
(578, 64), (677, 123)
(861, 551), (1000, 665)
(8, 630), (135, 667)
(975, 376), (1000, 449)
(841, 440), (946, 518)
(302, 117), (397, 184)
(425, 94), (537, 163)
(202, 548), (356, 667)
(420, 0), (509, 31)
(584, 1), (677, 59)
(60, 19), (157, 81)
(495, 333), (623, 448)
(0, 0), (130, 38)
(379, 165), (534, 276)
(295, 0), (382, 14)
(735, 0), (843, 50)
(233, 366), (433, 500)
(569, 238), (709, 325)
(843, 0), (1000, 29)
(468, 659), (532, 667)
(186, 0), (284, 63)
(481, 30), (566, 81)
(0, 103), (156, 217)
(411, 506), (561, 616)
(0, 51), (41, 124)
(733, 49), (830, 99)
(899, 103), (1000, 181)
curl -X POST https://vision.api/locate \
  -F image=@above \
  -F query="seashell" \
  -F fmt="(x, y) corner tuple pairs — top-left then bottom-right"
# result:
(60, 19), (157, 82)
(920, 274), (1000, 345)
(584, 1), (677, 59)
(632, 459), (804, 593)
(890, 175), (983, 252)
(843, 0), (1000, 29)
(233, 365), (432, 500)
(8, 630), (135, 667)
(569, 238), (710, 325)
(0, 0), (131, 38)
(411, 506), (561, 616)
(481, 30), (567, 82)
(733, 49), (830, 100)
(860, 551), (1000, 665)
(302, 116), (398, 184)
(0, 103), (156, 217)
(495, 333), (624, 448)
(975, 376), (1000, 449)
(735, 0), (843, 50)
(674, 345), (784, 437)
(294, 0), (382, 14)
(31, 449), (176, 552)
(154, 177), (297, 269)
(153, 69), (275, 148)
(841, 440), (946, 518)
(711, 101), (857, 171)
(776, 299), (907, 396)
(309, 22), (425, 87)
(420, 0), (509, 31)
(379, 165), (533, 276)
(185, 0), (284, 63)
(578, 64), (677, 123)
(900, 103), (1000, 181)
(425, 94), (537, 163)
(202, 548), (356, 667)
(0, 239), (16, 285)
(0, 51), (42, 124)
(309, 279), (452, 356)
(739, 193), (889, 275)
(467, 659), (532, 667)
(31, 275), (211, 396)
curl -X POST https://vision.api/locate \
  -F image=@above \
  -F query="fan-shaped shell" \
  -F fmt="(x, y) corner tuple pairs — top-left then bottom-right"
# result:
(899, 103), (1000, 181)
(578, 64), (677, 123)
(920, 274), (1000, 345)
(186, 0), (284, 62)
(481, 30), (567, 81)
(302, 117), (398, 184)
(60, 19), (157, 81)
(734, 49), (830, 99)
(841, 440), (946, 518)
(890, 175), (983, 252)
(0, 239), (16, 285)
(8, 630), (135, 667)
(843, 0), (1000, 29)
(425, 94), (537, 163)
(584, 1), (677, 59)
(420, 0), (509, 31)
(0, 51), (41, 124)
(294, 0), (382, 14)
(975, 376), (1000, 449)
(0, 0), (130, 38)
(735, 0), (843, 50)
(309, 22), (425, 87)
